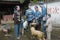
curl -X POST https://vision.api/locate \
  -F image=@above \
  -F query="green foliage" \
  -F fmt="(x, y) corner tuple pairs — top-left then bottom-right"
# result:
(31, 0), (38, 3)
(20, 0), (25, 3)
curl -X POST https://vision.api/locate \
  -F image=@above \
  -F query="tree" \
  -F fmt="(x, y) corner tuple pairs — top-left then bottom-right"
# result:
(30, 0), (38, 3)
(20, 0), (25, 4)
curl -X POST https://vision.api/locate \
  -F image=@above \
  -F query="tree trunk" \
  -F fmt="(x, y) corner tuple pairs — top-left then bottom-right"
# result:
(0, 14), (1, 24)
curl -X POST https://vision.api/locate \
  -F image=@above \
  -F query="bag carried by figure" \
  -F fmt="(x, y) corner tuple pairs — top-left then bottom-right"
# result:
(23, 20), (28, 29)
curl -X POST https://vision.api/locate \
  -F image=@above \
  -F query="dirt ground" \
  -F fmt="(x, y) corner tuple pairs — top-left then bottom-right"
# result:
(0, 24), (60, 40)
